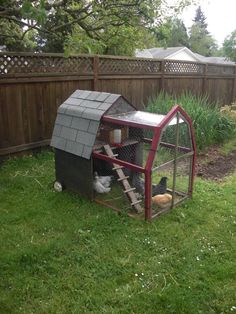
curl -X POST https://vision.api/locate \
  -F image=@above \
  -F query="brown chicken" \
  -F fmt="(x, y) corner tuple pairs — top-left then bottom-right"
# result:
(152, 193), (172, 207)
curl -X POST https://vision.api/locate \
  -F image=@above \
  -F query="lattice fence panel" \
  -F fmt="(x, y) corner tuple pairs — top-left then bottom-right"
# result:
(164, 60), (204, 74)
(99, 58), (162, 74)
(0, 54), (93, 75)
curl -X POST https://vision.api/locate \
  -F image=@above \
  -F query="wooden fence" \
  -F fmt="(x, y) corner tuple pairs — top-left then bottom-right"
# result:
(0, 52), (236, 156)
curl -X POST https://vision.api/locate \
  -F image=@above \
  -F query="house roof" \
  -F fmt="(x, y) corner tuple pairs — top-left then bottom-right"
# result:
(149, 47), (188, 59)
(135, 49), (154, 58)
(51, 90), (135, 159)
(194, 53), (235, 65)
(136, 47), (199, 61)
(136, 47), (235, 65)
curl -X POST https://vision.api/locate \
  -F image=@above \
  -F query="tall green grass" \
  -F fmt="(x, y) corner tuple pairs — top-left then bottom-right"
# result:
(147, 92), (236, 151)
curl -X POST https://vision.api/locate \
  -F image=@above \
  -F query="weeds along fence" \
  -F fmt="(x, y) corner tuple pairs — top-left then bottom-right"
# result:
(0, 52), (236, 156)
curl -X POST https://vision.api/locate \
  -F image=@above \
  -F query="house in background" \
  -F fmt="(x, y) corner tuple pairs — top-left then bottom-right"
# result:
(194, 53), (235, 65)
(135, 47), (235, 65)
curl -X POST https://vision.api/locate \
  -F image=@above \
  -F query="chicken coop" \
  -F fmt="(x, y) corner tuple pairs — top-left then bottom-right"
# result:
(51, 89), (196, 220)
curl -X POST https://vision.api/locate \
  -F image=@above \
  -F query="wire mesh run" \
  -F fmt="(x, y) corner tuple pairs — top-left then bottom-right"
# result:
(151, 113), (194, 218)
(93, 123), (148, 216)
(92, 110), (195, 220)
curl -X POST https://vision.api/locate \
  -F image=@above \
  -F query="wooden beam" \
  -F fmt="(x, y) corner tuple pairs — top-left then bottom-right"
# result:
(93, 55), (99, 91)
(232, 65), (236, 103)
(0, 139), (50, 156)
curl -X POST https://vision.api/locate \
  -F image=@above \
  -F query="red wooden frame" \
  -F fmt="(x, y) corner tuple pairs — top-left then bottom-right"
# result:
(93, 105), (196, 220)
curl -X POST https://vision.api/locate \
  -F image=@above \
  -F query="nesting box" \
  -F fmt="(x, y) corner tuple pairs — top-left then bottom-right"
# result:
(51, 89), (196, 220)
(98, 125), (129, 144)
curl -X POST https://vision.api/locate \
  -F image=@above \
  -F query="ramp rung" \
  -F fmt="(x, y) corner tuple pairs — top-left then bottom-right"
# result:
(124, 188), (136, 193)
(117, 176), (129, 181)
(112, 166), (124, 170)
(131, 200), (142, 206)
(103, 144), (142, 214)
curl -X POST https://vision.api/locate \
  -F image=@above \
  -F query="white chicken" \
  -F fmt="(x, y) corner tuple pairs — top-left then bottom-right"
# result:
(94, 172), (113, 188)
(93, 176), (111, 193)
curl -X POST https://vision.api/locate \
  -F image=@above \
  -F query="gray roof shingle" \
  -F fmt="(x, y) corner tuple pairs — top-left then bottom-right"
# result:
(51, 89), (133, 159)
(71, 117), (90, 131)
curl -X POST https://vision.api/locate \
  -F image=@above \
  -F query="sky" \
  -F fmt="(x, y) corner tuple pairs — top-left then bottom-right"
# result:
(179, 0), (236, 46)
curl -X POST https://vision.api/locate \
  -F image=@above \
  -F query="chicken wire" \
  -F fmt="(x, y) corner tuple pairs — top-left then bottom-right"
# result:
(93, 123), (151, 214)
(92, 112), (194, 218)
(151, 113), (194, 215)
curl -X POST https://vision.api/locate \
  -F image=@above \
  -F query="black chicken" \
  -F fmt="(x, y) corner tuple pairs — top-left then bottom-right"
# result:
(132, 175), (168, 196)
(152, 176), (168, 196)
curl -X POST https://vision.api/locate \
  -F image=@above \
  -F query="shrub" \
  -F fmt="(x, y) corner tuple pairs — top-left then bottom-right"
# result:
(146, 92), (236, 151)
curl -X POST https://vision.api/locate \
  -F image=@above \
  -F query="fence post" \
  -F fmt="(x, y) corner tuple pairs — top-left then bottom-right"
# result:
(202, 63), (208, 95)
(93, 55), (99, 91)
(160, 60), (165, 91)
(232, 65), (236, 103)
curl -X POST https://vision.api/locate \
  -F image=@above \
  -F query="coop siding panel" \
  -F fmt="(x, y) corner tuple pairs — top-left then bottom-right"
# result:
(88, 120), (100, 134)
(104, 94), (120, 104)
(95, 92), (111, 102)
(51, 136), (66, 150)
(66, 140), (84, 156)
(98, 102), (112, 111)
(60, 126), (77, 141)
(82, 146), (92, 159)
(52, 124), (62, 137)
(76, 130), (95, 146)
(80, 100), (101, 109)
(55, 114), (72, 127)
(71, 117), (90, 131)
(55, 150), (93, 199)
(82, 108), (104, 121)
(66, 106), (85, 118)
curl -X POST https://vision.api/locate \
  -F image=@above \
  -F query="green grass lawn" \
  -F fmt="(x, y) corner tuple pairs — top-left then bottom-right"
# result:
(0, 150), (236, 314)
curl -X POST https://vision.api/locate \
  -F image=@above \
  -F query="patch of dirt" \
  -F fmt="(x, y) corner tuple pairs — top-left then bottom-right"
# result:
(196, 145), (236, 180)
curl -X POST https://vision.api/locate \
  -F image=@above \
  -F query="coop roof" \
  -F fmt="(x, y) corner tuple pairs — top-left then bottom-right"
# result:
(50, 89), (135, 159)
(103, 110), (184, 128)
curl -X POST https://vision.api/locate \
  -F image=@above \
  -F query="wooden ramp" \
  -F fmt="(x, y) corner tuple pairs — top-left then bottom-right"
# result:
(103, 145), (143, 213)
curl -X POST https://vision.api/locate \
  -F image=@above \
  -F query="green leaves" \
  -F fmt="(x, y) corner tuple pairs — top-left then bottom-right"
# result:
(223, 29), (236, 62)
(21, 0), (47, 25)
(0, 0), (194, 53)
(155, 17), (189, 48)
(189, 6), (218, 56)
(147, 92), (236, 151)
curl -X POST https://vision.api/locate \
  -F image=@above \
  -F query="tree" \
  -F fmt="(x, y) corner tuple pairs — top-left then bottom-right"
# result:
(189, 6), (217, 56)
(64, 24), (158, 56)
(222, 30), (236, 62)
(155, 17), (189, 48)
(193, 6), (208, 30)
(0, 0), (194, 54)
(0, 0), (157, 52)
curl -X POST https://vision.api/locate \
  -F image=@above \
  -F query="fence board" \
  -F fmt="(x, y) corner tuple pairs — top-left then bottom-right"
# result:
(164, 78), (203, 97)
(207, 79), (233, 105)
(5, 85), (24, 147)
(0, 52), (235, 156)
